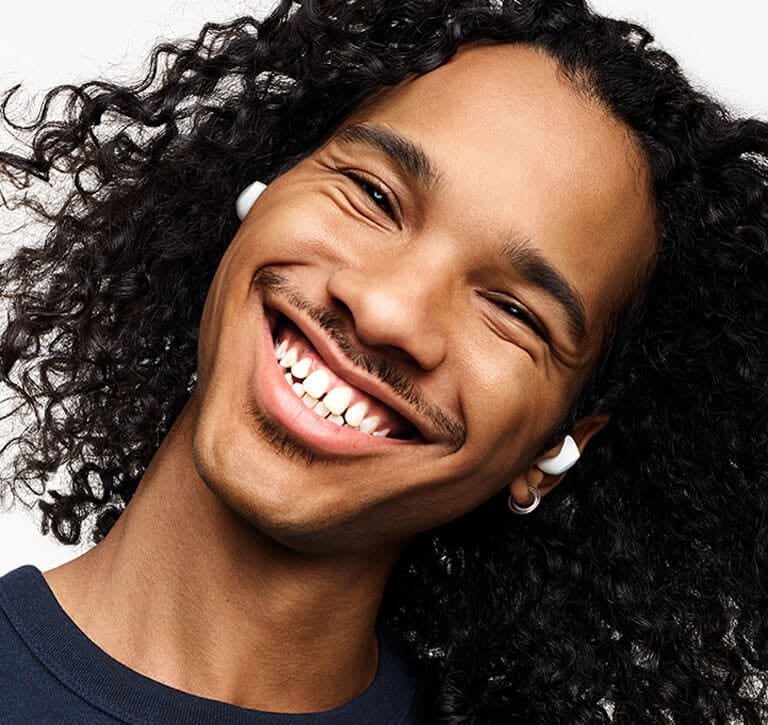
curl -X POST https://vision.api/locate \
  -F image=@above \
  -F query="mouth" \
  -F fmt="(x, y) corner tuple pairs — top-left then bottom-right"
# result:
(252, 302), (429, 456)
(269, 312), (420, 442)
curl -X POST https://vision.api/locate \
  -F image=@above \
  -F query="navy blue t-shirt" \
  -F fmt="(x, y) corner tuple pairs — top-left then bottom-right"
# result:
(0, 565), (427, 724)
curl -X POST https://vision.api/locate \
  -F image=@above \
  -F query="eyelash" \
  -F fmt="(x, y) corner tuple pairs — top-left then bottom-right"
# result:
(336, 175), (547, 341)
(488, 295), (549, 341)
(342, 171), (397, 220)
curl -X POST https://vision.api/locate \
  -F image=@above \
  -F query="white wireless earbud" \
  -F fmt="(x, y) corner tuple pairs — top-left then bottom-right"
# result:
(235, 180), (268, 221)
(535, 434), (580, 476)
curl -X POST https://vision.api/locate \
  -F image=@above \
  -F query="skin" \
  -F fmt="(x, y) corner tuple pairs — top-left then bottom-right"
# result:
(42, 43), (657, 712)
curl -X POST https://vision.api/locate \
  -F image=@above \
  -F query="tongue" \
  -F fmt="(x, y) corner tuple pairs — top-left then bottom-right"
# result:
(273, 317), (415, 438)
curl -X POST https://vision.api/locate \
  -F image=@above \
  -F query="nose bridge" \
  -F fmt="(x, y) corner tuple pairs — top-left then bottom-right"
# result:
(327, 238), (456, 369)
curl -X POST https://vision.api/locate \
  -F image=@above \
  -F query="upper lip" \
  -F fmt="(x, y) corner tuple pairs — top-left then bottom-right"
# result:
(266, 299), (440, 443)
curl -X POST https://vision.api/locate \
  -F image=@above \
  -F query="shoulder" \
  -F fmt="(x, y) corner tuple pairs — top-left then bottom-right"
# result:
(0, 565), (123, 722)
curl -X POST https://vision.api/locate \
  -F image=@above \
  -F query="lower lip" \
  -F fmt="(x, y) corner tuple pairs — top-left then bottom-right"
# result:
(253, 311), (416, 456)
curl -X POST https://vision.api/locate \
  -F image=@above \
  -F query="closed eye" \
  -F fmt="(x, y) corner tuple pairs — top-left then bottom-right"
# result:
(341, 170), (398, 220)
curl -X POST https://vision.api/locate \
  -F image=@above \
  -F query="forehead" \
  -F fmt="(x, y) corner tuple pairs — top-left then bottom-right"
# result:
(341, 42), (658, 358)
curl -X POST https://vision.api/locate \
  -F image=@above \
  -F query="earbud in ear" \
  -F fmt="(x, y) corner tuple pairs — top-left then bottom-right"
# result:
(236, 180), (268, 221)
(535, 434), (580, 476)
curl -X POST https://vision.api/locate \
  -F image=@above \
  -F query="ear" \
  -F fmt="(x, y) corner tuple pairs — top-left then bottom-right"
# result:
(507, 414), (610, 508)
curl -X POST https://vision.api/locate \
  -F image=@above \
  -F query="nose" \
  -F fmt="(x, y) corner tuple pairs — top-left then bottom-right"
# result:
(325, 250), (451, 371)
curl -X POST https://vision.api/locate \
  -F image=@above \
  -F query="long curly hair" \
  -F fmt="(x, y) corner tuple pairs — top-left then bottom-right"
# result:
(2, 0), (767, 721)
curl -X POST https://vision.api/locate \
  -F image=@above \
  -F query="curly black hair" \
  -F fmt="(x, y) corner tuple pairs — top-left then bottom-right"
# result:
(1, 0), (767, 722)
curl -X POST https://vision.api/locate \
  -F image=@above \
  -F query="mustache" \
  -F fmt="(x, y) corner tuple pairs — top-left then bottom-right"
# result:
(254, 267), (466, 449)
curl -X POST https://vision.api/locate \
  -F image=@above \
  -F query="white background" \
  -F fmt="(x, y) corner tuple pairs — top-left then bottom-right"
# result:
(1, 0), (767, 575)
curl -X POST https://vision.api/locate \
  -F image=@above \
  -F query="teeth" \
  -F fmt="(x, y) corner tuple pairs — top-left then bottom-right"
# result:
(301, 393), (315, 408)
(344, 401), (368, 428)
(323, 386), (354, 416)
(359, 416), (381, 434)
(275, 341), (394, 439)
(313, 400), (331, 418)
(291, 357), (312, 380)
(279, 347), (298, 368)
(303, 369), (330, 399)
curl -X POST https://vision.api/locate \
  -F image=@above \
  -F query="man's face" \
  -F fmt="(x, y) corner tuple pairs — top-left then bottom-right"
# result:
(191, 43), (657, 554)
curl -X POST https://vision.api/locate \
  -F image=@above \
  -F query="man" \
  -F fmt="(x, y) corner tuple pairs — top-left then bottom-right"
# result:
(1, 1), (766, 722)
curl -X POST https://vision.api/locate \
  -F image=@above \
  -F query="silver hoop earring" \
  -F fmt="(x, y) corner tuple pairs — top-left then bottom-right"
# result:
(507, 486), (541, 515)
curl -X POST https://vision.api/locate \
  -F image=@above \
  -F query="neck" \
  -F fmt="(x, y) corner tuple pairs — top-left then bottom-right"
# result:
(44, 395), (401, 712)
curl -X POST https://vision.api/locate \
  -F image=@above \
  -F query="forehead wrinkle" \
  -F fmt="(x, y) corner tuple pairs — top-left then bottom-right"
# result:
(334, 121), (445, 194)
(500, 235), (589, 345)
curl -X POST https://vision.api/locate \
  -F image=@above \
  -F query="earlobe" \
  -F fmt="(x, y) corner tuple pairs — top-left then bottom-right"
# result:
(507, 414), (610, 513)
(508, 486), (541, 515)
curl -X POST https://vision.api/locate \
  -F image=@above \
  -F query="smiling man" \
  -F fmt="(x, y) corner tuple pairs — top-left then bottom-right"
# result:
(1, 1), (767, 723)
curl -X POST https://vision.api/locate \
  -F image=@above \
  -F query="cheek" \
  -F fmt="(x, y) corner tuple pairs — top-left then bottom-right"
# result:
(235, 163), (396, 268)
(195, 259), (231, 383)
(195, 233), (252, 381)
(455, 343), (557, 477)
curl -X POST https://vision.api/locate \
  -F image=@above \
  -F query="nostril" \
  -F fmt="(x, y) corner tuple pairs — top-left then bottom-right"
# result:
(330, 297), (355, 327)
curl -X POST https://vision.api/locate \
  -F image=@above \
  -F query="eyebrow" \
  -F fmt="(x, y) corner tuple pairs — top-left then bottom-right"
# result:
(334, 121), (588, 346)
(501, 237), (588, 345)
(334, 122), (443, 192)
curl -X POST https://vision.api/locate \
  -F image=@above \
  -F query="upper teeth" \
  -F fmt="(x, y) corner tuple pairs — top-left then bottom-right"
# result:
(274, 341), (392, 438)
(324, 386), (353, 415)
(291, 357), (312, 379)
(279, 347), (298, 368)
(303, 369), (330, 399)
(344, 401), (368, 427)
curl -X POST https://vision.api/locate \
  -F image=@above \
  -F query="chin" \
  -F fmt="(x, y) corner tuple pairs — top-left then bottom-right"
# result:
(189, 405), (385, 554)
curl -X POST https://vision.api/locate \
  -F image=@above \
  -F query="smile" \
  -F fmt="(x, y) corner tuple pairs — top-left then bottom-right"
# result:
(252, 305), (423, 456)
(271, 316), (416, 440)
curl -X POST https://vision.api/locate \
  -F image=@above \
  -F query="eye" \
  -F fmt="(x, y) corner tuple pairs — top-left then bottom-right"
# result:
(485, 293), (549, 341)
(342, 171), (397, 220)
